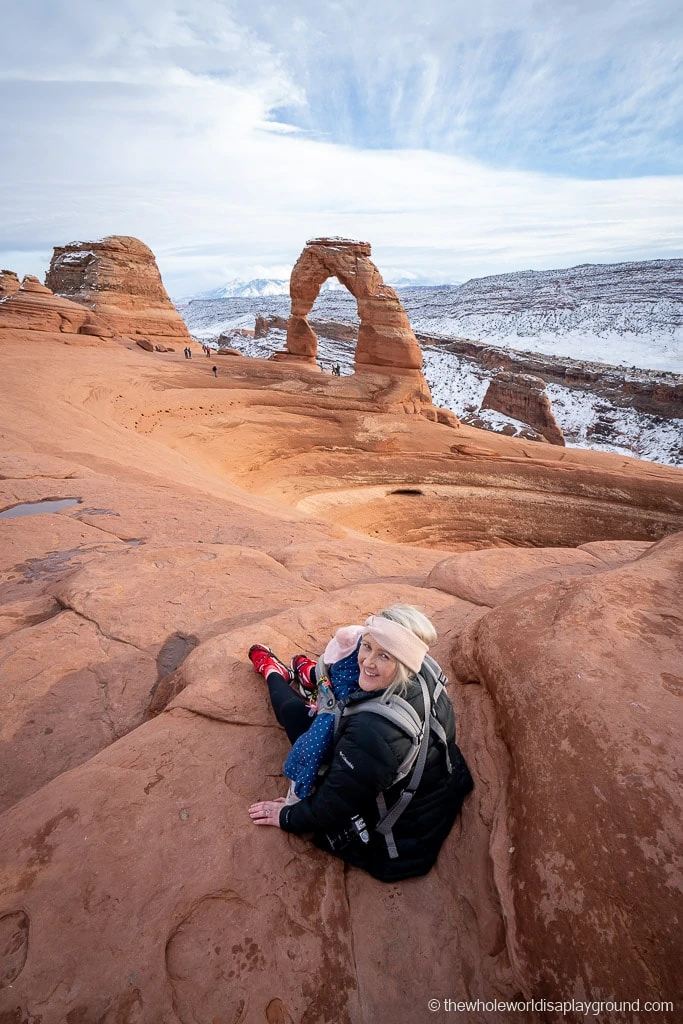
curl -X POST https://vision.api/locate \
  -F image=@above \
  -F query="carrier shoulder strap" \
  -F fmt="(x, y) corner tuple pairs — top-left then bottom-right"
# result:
(374, 676), (433, 858)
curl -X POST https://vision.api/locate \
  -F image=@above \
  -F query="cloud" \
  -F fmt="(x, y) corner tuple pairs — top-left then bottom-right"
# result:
(236, 0), (683, 176)
(0, 0), (681, 293)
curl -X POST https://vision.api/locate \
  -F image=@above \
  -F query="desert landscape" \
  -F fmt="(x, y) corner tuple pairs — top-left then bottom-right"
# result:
(0, 235), (681, 1023)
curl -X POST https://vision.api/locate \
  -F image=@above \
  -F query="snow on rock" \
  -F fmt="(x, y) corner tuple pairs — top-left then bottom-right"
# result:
(175, 264), (683, 467)
(402, 259), (683, 373)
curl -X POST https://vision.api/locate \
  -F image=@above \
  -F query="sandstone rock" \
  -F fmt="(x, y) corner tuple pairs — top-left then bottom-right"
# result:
(52, 544), (323, 651)
(0, 610), (158, 812)
(256, 314), (289, 337)
(426, 545), (606, 606)
(0, 269), (20, 299)
(452, 533), (683, 1008)
(78, 322), (114, 337)
(0, 512), (124, 571)
(0, 275), (109, 336)
(0, 314), (682, 1023)
(136, 338), (154, 351)
(0, 706), (364, 1023)
(577, 538), (653, 565)
(481, 371), (565, 445)
(286, 237), (426, 378)
(0, 585), (491, 1023)
(45, 235), (191, 345)
(0, 594), (61, 639)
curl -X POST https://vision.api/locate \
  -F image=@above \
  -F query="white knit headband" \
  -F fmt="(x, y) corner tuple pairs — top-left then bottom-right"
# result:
(363, 615), (428, 675)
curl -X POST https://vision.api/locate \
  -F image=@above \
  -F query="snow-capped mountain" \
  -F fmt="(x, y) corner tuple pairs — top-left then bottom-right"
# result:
(191, 279), (290, 299)
(181, 274), (454, 302)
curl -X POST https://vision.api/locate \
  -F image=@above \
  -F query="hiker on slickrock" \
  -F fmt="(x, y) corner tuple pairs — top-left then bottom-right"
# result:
(248, 604), (473, 881)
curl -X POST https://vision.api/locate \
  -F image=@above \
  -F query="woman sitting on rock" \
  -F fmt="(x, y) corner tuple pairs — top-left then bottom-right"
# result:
(248, 605), (473, 882)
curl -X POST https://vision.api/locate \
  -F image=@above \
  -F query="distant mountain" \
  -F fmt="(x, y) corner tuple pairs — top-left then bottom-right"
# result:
(181, 275), (456, 301)
(192, 279), (290, 299)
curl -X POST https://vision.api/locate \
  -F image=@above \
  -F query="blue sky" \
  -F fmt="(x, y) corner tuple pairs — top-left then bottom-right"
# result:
(0, 0), (681, 295)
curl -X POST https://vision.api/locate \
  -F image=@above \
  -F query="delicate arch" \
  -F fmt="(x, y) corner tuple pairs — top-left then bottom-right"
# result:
(285, 237), (423, 374)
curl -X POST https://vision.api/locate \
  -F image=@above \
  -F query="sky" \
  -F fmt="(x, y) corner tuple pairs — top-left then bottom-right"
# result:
(1, 0), (682, 296)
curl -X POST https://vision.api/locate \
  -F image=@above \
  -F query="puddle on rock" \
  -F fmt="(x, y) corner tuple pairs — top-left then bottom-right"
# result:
(17, 549), (87, 581)
(0, 498), (81, 519)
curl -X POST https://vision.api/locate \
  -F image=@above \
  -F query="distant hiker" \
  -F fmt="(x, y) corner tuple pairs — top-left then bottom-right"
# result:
(247, 604), (473, 881)
(212, 365), (218, 377)
(183, 347), (188, 359)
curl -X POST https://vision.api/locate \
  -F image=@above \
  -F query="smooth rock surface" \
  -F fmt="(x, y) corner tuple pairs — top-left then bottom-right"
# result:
(452, 533), (683, 1009)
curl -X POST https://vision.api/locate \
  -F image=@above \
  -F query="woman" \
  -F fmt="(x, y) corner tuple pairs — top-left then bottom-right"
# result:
(248, 605), (473, 882)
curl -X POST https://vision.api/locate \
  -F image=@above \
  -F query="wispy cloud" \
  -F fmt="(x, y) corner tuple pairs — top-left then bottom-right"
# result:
(0, 0), (681, 293)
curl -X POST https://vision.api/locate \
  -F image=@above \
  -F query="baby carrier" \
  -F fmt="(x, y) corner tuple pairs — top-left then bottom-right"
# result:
(319, 654), (454, 860)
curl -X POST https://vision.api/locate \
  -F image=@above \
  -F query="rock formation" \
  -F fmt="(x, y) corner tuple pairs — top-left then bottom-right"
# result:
(0, 275), (111, 337)
(46, 235), (191, 345)
(450, 533), (683, 1008)
(1, 240), (682, 1022)
(285, 237), (425, 377)
(255, 313), (288, 337)
(480, 371), (565, 445)
(0, 270), (20, 298)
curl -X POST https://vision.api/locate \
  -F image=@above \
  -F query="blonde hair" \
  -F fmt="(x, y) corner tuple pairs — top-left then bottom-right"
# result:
(378, 605), (437, 697)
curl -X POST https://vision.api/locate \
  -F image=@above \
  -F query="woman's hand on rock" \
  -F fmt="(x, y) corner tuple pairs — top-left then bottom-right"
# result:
(249, 797), (286, 828)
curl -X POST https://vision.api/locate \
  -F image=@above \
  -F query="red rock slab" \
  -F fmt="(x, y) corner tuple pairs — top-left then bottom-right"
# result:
(0, 585), (507, 1024)
(0, 594), (61, 639)
(0, 708), (360, 1023)
(0, 269), (20, 298)
(53, 543), (324, 649)
(577, 538), (653, 566)
(0, 452), (88, 481)
(481, 371), (565, 447)
(270, 537), (450, 589)
(0, 610), (156, 812)
(45, 235), (191, 344)
(0, 514), (124, 572)
(0, 275), (109, 336)
(426, 545), (611, 606)
(452, 532), (683, 1011)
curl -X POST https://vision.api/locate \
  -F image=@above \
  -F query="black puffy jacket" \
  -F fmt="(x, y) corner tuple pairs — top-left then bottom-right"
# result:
(279, 669), (473, 882)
